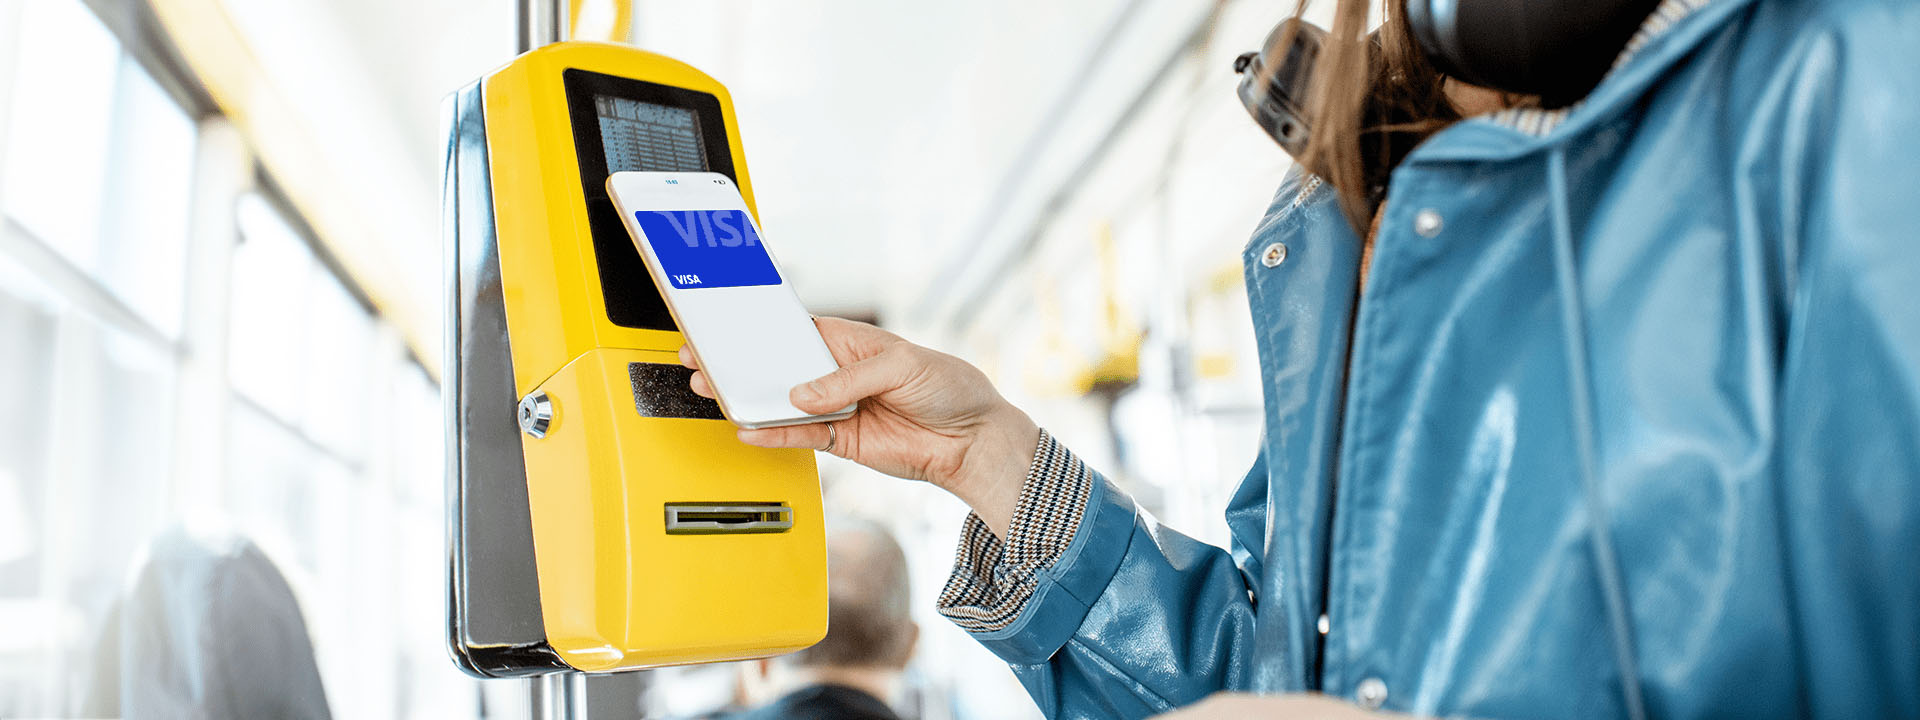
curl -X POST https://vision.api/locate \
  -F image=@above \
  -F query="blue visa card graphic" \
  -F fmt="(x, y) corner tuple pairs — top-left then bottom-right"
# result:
(632, 209), (782, 289)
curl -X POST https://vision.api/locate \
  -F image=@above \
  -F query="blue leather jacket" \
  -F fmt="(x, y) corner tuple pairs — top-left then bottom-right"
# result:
(934, 0), (1920, 717)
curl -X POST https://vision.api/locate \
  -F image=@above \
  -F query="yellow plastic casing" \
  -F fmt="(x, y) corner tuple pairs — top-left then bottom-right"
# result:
(481, 41), (826, 671)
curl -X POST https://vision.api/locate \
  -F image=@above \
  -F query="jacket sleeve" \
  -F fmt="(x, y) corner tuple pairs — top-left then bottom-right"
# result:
(1768, 1), (1920, 716)
(935, 430), (1269, 718)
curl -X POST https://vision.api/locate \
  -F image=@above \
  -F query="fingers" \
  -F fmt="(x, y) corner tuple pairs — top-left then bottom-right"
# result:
(737, 423), (833, 453)
(790, 348), (915, 414)
(681, 345), (714, 399)
(813, 316), (904, 365)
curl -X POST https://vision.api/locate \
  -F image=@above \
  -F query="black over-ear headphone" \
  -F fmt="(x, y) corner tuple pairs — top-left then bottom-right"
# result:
(1405, 0), (1660, 107)
(1235, 0), (1661, 158)
(1232, 20), (1326, 159)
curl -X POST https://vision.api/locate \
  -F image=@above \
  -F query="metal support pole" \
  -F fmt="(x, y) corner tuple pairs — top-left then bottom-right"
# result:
(530, 672), (586, 720)
(518, 0), (571, 54)
(520, 3), (578, 716)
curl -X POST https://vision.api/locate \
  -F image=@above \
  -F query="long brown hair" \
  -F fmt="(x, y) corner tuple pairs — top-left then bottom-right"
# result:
(1280, 0), (1461, 231)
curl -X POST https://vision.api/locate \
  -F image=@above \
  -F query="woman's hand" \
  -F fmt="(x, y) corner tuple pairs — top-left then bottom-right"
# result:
(681, 317), (1039, 535)
(1150, 693), (1411, 719)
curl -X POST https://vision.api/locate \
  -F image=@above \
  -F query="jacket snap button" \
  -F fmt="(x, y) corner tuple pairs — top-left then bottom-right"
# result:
(1355, 677), (1388, 710)
(1413, 209), (1443, 238)
(1260, 242), (1288, 267)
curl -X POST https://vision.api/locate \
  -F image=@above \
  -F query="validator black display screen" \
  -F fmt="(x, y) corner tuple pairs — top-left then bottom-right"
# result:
(563, 69), (736, 331)
(593, 96), (710, 174)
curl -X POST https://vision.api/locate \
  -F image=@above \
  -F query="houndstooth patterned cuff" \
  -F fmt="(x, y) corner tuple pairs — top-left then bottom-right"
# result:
(936, 429), (1096, 633)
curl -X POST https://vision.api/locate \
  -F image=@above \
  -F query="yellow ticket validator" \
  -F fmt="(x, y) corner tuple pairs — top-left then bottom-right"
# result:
(443, 41), (827, 677)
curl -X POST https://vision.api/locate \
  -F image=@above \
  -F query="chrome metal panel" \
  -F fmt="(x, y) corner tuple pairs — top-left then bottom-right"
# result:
(443, 78), (567, 678)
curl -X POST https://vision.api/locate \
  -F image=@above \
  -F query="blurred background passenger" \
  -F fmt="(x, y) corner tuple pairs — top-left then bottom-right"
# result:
(732, 518), (917, 720)
(81, 529), (331, 720)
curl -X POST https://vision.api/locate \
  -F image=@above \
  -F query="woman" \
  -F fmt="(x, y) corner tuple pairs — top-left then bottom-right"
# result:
(686, 0), (1920, 716)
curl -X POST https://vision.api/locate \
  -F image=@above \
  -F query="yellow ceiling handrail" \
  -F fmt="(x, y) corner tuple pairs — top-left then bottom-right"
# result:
(571, 0), (634, 44)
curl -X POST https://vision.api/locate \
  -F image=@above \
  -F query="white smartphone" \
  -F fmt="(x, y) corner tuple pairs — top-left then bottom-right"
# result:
(606, 170), (855, 429)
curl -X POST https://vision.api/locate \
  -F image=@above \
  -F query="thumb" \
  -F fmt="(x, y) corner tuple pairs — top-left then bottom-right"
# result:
(792, 348), (913, 414)
(814, 316), (902, 364)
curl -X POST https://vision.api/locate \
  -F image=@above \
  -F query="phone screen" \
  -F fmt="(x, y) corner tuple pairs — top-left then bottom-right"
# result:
(629, 210), (781, 289)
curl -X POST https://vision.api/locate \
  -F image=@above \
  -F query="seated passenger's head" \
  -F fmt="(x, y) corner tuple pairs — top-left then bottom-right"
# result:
(739, 517), (918, 705)
(802, 516), (918, 669)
